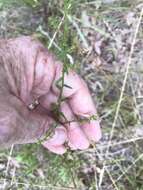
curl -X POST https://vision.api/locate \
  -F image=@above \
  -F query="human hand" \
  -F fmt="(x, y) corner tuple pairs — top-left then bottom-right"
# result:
(0, 36), (101, 154)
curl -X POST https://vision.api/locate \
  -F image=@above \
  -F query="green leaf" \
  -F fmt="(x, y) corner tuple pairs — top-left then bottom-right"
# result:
(63, 84), (72, 89)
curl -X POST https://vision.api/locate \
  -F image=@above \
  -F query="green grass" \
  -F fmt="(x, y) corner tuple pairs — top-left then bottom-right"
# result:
(0, 0), (143, 189)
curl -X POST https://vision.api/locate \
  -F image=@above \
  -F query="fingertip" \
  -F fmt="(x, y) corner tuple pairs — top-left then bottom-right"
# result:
(68, 124), (90, 150)
(82, 120), (102, 142)
(42, 143), (67, 155)
(42, 126), (67, 154)
(45, 127), (67, 146)
(68, 140), (89, 150)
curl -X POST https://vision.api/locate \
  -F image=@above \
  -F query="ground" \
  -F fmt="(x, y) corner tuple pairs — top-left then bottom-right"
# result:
(0, 0), (143, 190)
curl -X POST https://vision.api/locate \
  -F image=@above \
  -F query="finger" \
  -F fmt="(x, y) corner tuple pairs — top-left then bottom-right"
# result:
(52, 63), (102, 142)
(43, 145), (66, 155)
(43, 127), (67, 146)
(42, 127), (67, 155)
(35, 105), (68, 154)
(60, 102), (90, 150)
(82, 120), (102, 142)
(52, 63), (96, 116)
(40, 92), (90, 150)
(69, 87), (102, 142)
(38, 94), (68, 154)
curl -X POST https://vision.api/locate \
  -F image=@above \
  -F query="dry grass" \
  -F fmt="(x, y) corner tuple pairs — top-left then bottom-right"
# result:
(0, 0), (143, 190)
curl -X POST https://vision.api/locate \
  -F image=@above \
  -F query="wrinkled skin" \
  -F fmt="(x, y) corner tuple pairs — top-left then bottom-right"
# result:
(0, 36), (101, 154)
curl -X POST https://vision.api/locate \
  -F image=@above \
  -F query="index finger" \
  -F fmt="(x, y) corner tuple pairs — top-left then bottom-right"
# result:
(52, 63), (102, 142)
